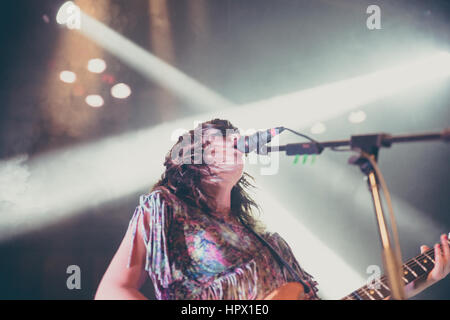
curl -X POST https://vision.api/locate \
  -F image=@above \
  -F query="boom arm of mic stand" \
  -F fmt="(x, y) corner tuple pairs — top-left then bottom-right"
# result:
(266, 128), (450, 155)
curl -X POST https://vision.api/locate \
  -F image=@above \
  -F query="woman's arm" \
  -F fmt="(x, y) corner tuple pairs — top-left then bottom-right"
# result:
(95, 211), (149, 300)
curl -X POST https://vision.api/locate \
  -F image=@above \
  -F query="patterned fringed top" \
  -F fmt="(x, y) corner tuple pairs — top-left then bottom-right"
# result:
(127, 188), (320, 300)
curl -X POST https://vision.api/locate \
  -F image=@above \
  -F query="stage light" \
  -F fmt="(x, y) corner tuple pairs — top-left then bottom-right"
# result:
(87, 58), (107, 74)
(62, 8), (231, 112)
(56, 1), (81, 30)
(348, 111), (367, 124)
(56, 1), (73, 24)
(311, 122), (326, 134)
(59, 71), (76, 83)
(111, 83), (131, 99)
(85, 95), (104, 108)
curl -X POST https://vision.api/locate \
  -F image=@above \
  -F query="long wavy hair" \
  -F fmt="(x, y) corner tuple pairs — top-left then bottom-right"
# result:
(151, 119), (265, 233)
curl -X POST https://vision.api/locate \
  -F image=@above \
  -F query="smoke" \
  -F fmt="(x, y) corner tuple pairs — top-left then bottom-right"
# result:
(0, 154), (49, 239)
(0, 155), (30, 209)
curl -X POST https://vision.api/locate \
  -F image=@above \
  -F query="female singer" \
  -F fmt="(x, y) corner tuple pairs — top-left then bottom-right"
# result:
(95, 119), (449, 300)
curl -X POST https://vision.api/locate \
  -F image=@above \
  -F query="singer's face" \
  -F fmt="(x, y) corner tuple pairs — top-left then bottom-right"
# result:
(203, 128), (244, 185)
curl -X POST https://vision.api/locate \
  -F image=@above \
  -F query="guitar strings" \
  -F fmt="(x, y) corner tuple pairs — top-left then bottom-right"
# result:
(350, 249), (434, 299)
(347, 240), (449, 300)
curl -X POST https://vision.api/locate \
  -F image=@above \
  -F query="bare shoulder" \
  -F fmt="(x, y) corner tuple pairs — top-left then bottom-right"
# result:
(141, 186), (187, 221)
(144, 186), (179, 206)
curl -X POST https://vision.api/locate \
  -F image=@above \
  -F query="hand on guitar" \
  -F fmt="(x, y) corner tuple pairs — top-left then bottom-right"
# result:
(405, 233), (450, 298)
(420, 233), (450, 282)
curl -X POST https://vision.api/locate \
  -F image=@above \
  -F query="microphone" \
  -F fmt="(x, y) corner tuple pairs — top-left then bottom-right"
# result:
(234, 127), (285, 154)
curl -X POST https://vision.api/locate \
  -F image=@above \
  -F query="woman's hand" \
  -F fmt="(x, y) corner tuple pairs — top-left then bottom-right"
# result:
(420, 233), (450, 283)
(404, 233), (449, 299)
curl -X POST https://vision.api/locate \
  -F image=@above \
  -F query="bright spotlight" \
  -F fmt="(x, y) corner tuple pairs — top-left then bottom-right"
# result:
(67, 9), (231, 111)
(56, 1), (81, 30)
(59, 71), (77, 84)
(311, 122), (326, 134)
(85, 95), (104, 108)
(88, 58), (107, 74)
(348, 111), (367, 124)
(111, 83), (132, 99)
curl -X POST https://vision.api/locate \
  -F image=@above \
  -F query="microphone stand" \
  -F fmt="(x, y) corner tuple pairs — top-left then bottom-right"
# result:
(265, 128), (450, 300)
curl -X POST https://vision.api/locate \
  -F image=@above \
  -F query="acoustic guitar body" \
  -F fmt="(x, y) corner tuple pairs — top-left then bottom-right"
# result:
(264, 282), (306, 300)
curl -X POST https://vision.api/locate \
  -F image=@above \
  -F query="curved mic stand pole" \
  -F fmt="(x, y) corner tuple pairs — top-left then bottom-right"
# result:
(348, 139), (405, 300)
(267, 128), (450, 300)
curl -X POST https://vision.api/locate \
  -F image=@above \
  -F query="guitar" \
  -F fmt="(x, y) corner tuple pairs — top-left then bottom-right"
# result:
(265, 234), (450, 300)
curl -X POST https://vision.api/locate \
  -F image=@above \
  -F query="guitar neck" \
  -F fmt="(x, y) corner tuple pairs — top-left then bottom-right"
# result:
(342, 237), (450, 300)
